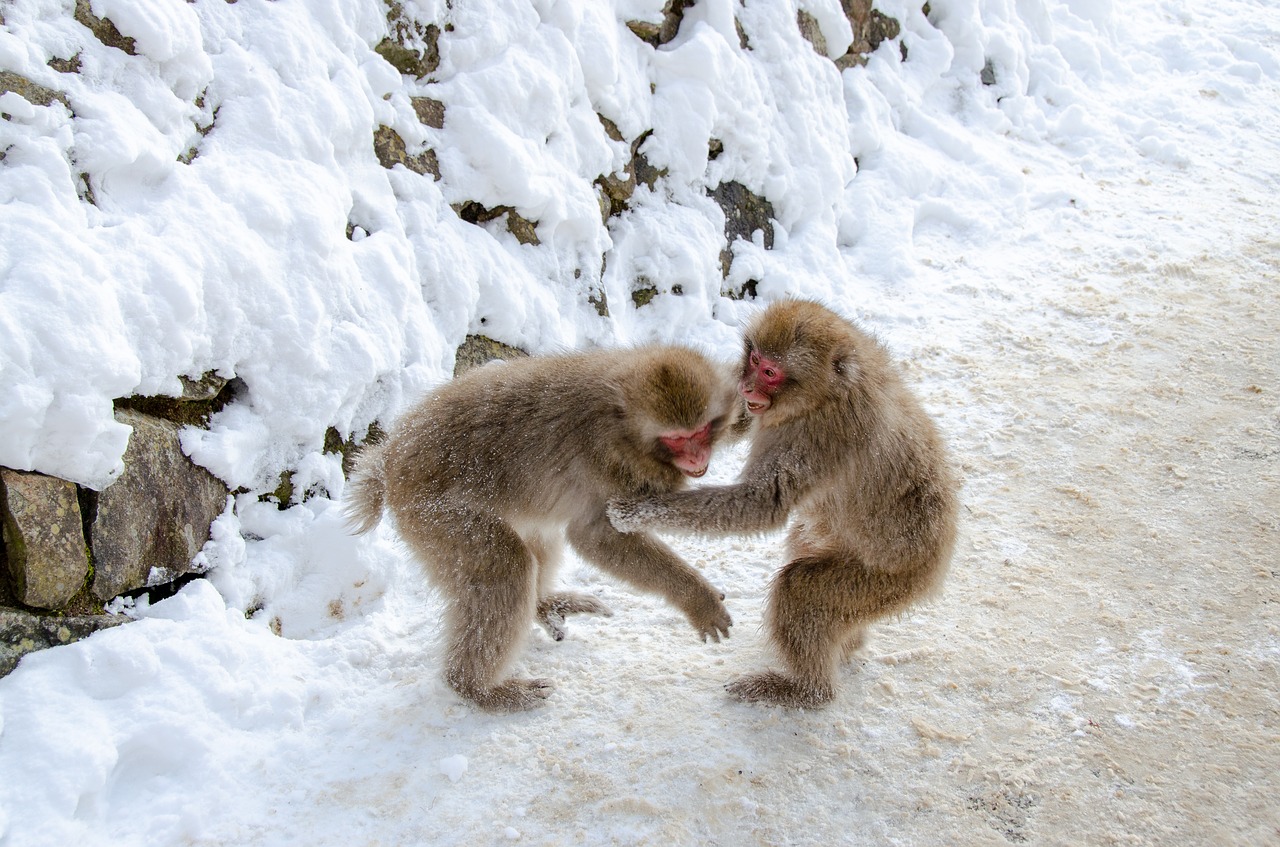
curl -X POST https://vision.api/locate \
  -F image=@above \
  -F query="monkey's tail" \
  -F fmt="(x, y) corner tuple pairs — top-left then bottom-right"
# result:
(344, 440), (388, 535)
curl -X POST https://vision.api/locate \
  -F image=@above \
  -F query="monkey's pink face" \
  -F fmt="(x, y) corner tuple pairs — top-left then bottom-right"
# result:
(740, 350), (785, 414)
(659, 421), (714, 478)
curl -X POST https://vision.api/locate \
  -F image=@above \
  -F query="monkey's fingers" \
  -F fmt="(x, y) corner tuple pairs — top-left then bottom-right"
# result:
(538, 611), (568, 642)
(697, 612), (733, 643)
(471, 678), (554, 712)
(536, 593), (613, 642)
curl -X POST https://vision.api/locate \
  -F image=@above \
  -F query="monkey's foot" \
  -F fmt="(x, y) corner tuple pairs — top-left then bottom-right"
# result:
(726, 670), (833, 708)
(537, 593), (613, 641)
(463, 678), (554, 713)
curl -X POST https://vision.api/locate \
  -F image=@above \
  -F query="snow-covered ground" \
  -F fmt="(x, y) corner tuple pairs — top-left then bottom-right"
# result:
(1, 0), (1278, 844)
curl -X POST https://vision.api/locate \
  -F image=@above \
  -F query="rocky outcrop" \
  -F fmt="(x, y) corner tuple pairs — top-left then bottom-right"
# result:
(0, 381), (238, 675)
(0, 470), (90, 609)
(73, 0), (136, 56)
(710, 179), (776, 297)
(0, 608), (125, 676)
(90, 410), (229, 602)
(376, 2), (440, 79)
(454, 201), (541, 246)
(453, 335), (529, 377)
(798, 1), (903, 70)
(0, 70), (67, 110)
(374, 124), (441, 180)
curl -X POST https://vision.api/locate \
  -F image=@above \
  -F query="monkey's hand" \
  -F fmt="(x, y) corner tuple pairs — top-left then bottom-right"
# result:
(682, 583), (733, 644)
(606, 496), (661, 533)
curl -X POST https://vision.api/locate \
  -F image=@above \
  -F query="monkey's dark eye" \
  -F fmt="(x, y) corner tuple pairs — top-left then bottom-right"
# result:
(762, 367), (776, 379)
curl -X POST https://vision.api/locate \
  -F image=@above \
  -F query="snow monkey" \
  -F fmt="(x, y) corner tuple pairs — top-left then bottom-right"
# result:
(608, 300), (959, 708)
(345, 346), (742, 712)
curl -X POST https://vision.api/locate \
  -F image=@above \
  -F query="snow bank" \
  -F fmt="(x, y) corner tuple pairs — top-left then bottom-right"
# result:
(0, 0), (1107, 495)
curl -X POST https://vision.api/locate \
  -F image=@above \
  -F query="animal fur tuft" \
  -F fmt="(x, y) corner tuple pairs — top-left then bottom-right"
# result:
(344, 440), (389, 535)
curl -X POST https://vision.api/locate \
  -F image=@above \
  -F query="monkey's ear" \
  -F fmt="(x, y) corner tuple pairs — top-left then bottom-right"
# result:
(832, 350), (859, 383)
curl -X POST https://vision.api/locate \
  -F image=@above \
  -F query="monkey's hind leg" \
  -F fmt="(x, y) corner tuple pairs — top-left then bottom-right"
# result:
(727, 555), (864, 708)
(404, 511), (552, 712)
(839, 626), (869, 664)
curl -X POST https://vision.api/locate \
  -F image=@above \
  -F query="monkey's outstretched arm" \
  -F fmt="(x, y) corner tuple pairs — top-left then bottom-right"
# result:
(607, 455), (808, 536)
(567, 513), (732, 642)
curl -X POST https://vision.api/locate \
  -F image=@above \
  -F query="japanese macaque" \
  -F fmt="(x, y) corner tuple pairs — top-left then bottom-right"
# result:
(345, 346), (741, 712)
(609, 300), (959, 708)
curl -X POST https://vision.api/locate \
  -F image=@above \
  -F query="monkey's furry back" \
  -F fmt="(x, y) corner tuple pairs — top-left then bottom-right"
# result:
(343, 347), (726, 536)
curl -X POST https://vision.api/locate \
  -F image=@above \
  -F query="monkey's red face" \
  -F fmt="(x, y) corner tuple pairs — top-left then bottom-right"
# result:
(740, 349), (785, 414)
(659, 421), (714, 477)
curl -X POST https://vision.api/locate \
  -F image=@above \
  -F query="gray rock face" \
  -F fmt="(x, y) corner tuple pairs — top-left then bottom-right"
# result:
(0, 469), (90, 609)
(0, 607), (125, 676)
(710, 180), (776, 294)
(453, 335), (529, 377)
(90, 410), (228, 602)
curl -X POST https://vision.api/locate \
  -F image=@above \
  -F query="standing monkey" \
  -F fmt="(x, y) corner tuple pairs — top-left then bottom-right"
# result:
(346, 346), (740, 712)
(609, 301), (959, 708)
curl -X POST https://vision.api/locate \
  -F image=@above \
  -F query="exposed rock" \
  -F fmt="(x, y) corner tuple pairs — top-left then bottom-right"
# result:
(595, 116), (637, 221)
(796, 10), (831, 58)
(77, 172), (96, 205)
(114, 371), (238, 429)
(377, 3), (440, 78)
(626, 0), (696, 47)
(504, 211), (540, 245)
(47, 53), (82, 75)
(0, 469), (90, 610)
(709, 180), (775, 289)
(632, 133), (667, 192)
(588, 288), (609, 318)
(453, 335), (529, 377)
(178, 372), (228, 402)
(374, 125), (440, 179)
(595, 120), (675, 221)
(0, 607), (126, 677)
(629, 277), (685, 309)
(798, 1), (902, 70)
(267, 422), (385, 508)
(726, 278), (759, 301)
(981, 59), (997, 86)
(74, 0), (137, 56)
(412, 96), (445, 129)
(454, 201), (540, 246)
(91, 410), (228, 602)
(179, 97), (218, 165)
(631, 281), (659, 308)
(837, 2), (902, 70)
(0, 71), (67, 110)
(324, 424), (384, 478)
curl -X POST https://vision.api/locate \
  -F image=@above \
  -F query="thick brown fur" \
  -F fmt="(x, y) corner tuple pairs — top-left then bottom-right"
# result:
(346, 346), (741, 712)
(609, 301), (959, 708)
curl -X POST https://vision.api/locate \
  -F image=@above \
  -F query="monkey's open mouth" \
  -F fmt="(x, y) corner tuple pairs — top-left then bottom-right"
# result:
(684, 466), (708, 478)
(746, 400), (769, 414)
